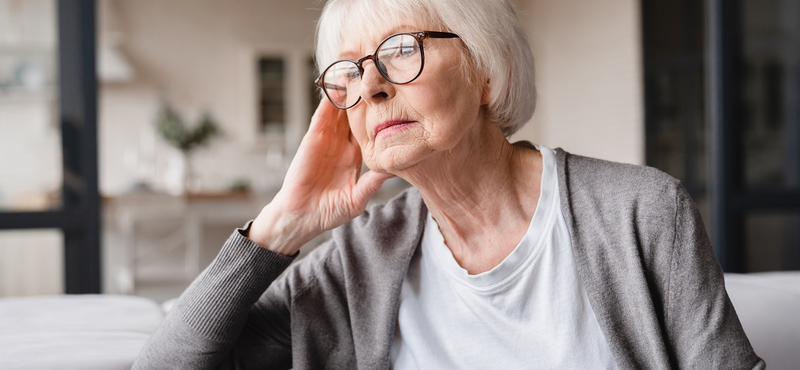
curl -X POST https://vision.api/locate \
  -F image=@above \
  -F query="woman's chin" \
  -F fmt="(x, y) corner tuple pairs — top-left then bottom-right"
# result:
(369, 144), (431, 174)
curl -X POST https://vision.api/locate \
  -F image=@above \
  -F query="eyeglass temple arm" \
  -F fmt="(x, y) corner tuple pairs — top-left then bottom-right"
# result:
(424, 31), (459, 39)
(322, 82), (346, 91)
(314, 77), (346, 91)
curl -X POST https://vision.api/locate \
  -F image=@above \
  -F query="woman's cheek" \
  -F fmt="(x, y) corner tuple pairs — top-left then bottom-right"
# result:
(350, 121), (367, 146)
(345, 112), (365, 141)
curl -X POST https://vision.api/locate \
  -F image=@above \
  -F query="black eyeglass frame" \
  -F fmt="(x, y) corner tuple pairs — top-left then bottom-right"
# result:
(315, 31), (460, 109)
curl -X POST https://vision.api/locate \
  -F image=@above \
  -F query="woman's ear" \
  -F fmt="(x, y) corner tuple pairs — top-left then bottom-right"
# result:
(480, 79), (491, 106)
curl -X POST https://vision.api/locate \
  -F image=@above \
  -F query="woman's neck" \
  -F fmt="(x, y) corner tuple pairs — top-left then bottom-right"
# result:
(397, 120), (543, 274)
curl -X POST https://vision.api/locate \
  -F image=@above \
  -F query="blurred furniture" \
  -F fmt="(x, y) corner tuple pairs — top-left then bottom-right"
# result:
(0, 294), (163, 370)
(725, 271), (800, 370)
(103, 183), (410, 296)
(103, 191), (274, 295)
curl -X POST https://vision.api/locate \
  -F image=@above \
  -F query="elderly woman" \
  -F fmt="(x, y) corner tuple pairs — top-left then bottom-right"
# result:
(134, 0), (764, 369)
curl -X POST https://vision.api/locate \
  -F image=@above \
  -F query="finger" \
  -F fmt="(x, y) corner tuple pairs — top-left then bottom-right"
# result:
(308, 99), (333, 131)
(309, 99), (350, 137)
(351, 170), (396, 209)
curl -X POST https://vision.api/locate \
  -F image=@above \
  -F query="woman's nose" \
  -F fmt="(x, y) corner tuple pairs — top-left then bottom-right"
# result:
(359, 61), (395, 105)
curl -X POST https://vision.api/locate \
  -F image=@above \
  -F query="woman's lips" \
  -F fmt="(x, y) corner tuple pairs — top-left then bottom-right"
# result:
(374, 119), (416, 138)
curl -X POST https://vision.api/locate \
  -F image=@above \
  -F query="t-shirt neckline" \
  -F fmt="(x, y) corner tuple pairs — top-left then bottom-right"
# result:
(423, 144), (559, 292)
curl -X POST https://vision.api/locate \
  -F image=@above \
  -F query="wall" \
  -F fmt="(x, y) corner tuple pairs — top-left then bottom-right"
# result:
(102, 0), (645, 196)
(100, 0), (322, 195)
(511, 0), (644, 165)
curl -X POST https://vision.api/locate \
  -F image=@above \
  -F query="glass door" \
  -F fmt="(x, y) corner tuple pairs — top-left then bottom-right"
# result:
(0, 0), (100, 294)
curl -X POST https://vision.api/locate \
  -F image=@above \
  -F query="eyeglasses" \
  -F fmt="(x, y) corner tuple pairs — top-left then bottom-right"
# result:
(315, 31), (460, 109)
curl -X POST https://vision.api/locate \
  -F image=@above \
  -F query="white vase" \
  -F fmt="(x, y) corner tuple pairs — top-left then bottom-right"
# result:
(182, 151), (202, 194)
(163, 152), (186, 195)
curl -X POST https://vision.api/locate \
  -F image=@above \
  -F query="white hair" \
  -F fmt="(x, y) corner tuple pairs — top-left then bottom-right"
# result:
(315, 0), (536, 136)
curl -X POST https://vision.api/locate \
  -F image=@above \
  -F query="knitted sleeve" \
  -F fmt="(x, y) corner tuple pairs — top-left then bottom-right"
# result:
(132, 221), (297, 369)
(665, 184), (766, 369)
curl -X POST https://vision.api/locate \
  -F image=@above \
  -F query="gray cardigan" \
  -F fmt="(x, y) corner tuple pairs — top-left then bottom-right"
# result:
(133, 149), (765, 369)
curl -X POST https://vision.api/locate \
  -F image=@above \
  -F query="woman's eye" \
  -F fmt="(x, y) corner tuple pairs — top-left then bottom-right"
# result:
(382, 46), (415, 59)
(345, 69), (360, 80)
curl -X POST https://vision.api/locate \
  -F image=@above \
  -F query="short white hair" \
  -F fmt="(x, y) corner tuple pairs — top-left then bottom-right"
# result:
(315, 0), (536, 136)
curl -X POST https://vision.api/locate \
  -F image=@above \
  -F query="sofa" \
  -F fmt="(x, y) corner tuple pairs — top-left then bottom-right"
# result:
(724, 271), (800, 369)
(0, 295), (163, 369)
(0, 272), (798, 369)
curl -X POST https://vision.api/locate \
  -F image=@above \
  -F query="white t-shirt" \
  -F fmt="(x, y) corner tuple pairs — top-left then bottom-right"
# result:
(390, 145), (618, 369)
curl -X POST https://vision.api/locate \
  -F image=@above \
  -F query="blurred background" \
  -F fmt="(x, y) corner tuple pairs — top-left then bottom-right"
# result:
(0, 0), (798, 303)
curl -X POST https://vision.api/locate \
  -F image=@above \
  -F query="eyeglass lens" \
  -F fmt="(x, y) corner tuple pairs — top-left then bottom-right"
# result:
(321, 33), (422, 109)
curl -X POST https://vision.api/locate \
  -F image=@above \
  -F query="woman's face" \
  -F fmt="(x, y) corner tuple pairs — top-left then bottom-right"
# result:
(339, 24), (487, 173)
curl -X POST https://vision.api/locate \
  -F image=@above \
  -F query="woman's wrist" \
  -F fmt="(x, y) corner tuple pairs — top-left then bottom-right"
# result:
(248, 204), (313, 256)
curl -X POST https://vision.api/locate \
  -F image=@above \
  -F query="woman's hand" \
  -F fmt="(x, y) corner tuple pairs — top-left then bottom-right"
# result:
(248, 100), (395, 255)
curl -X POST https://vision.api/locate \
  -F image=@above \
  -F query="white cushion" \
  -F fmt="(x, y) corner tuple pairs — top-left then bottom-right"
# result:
(725, 272), (800, 370)
(0, 294), (163, 370)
